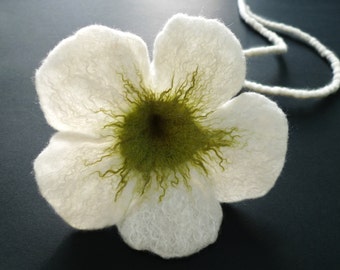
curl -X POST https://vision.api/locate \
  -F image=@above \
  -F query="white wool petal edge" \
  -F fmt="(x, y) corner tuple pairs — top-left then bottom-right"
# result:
(34, 132), (136, 230)
(210, 92), (288, 202)
(36, 25), (151, 136)
(152, 14), (246, 107)
(117, 179), (222, 258)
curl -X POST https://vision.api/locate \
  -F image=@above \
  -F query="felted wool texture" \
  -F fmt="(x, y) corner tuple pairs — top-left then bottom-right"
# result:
(34, 13), (288, 258)
(35, 25), (151, 137)
(34, 132), (136, 230)
(208, 92), (288, 202)
(152, 14), (246, 108)
(118, 179), (222, 259)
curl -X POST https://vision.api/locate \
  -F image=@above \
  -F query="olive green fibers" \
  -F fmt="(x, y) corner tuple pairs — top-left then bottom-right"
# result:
(87, 67), (239, 201)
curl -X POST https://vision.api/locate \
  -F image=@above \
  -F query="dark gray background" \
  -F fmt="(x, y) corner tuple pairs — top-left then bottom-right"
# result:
(1, 0), (339, 269)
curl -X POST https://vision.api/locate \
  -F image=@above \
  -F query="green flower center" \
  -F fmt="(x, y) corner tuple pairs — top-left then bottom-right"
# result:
(90, 68), (239, 200)
(119, 99), (212, 173)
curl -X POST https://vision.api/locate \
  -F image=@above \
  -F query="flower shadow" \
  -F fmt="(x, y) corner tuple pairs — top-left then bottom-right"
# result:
(212, 204), (284, 269)
(41, 205), (282, 270)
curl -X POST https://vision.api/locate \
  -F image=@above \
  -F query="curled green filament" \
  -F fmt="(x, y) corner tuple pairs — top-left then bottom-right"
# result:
(88, 67), (239, 201)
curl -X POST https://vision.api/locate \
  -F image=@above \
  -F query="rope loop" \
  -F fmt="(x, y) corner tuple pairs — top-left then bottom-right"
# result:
(238, 0), (340, 98)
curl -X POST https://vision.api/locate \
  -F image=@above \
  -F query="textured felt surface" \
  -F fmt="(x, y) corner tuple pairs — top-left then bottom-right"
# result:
(118, 179), (223, 258)
(33, 15), (283, 258)
(35, 25), (151, 135)
(210, 92), (288, 202)
(1, 0), (339, 269)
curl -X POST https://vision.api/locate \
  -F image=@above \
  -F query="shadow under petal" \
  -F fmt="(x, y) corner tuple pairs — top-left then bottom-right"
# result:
(40, 227), (150, 270)
(41, 205), (284, 270)
(197, 204), (285, 270)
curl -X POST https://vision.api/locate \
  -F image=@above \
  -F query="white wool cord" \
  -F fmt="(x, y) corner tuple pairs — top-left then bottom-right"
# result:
(238, 0), (340, 98)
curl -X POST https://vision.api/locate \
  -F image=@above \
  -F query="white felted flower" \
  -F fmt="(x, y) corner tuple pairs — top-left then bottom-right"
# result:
(34, 14), (288, 258)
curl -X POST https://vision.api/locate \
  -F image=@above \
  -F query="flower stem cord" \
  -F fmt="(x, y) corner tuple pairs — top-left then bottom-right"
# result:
(32, 1), (340, 259)
(238, 0), (340, 98)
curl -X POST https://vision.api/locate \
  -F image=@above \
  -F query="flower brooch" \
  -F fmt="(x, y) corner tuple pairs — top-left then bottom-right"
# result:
(34, 14), (288, 258)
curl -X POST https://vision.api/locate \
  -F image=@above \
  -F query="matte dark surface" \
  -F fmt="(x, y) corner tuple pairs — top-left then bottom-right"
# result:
(1, 1), (339, 269)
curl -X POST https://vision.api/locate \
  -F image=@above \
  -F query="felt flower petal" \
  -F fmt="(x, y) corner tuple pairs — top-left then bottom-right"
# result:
(34, 132), (135, 230)
(117, 178), (222, 258)
(152, 14), (245, 107)
(210, 92), (288, 202)
(36, 25), (151, 136)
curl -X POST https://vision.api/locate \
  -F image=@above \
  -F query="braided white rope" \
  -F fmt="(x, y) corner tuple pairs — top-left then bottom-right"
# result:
(238, 0), (340, 98)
